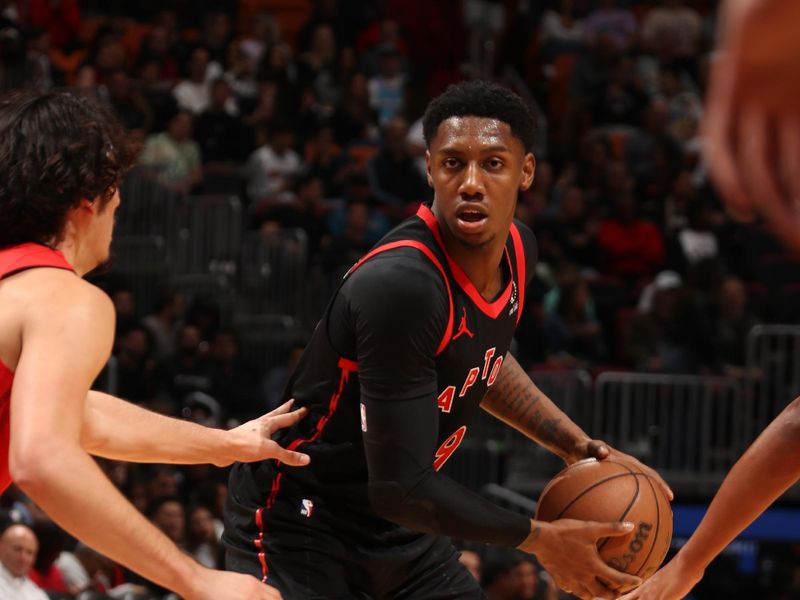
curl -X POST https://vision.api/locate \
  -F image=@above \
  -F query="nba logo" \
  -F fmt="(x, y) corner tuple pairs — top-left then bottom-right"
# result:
(360, 402), (367, 432)
(301, 499), (314, 518)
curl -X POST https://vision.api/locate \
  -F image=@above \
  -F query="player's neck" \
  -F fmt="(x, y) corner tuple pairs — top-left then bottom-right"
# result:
(54, 230), (93, 277)
(442, 234), (506, 301)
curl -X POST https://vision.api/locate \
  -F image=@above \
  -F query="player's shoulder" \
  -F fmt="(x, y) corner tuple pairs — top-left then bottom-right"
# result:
(15, 269), (113, 326)
(345, 248), (449, 316)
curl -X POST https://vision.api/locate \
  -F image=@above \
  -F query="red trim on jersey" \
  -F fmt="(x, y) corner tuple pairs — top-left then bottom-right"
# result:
(0, 243), (74, 280)
(509, 223), (526, 325)
(254, 357), (359, 582)
(416, 205), (514, 319)
(348, 239), (455, 356)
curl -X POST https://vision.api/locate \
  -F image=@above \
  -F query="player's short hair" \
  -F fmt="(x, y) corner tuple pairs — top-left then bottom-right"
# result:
(0, 89), (137, 248)
(422, 80), (536, 153)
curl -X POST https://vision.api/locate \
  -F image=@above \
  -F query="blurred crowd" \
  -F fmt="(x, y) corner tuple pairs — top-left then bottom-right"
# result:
(1, 0), (800, 598)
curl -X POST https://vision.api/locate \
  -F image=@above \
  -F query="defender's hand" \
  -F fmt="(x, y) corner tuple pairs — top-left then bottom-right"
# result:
(619, 553), (703, 600)
(216, 400), (310, 467)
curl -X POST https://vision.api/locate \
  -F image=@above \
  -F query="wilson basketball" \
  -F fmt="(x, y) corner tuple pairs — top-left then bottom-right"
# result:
(535, 458), (672, 592)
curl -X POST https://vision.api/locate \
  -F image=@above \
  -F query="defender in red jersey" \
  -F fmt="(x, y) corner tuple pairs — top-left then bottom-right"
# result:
(0, 90), (309, 600)
(224, 81), (672, 600)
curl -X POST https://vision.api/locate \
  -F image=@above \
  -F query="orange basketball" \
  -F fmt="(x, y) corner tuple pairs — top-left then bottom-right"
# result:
(535, 458), (673, 592)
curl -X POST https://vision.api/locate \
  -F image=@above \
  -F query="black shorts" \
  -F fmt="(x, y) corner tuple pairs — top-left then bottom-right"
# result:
(223, 462), (485, 600)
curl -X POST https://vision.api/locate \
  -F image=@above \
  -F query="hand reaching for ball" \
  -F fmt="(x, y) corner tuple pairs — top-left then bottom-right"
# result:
(576, 439), (674, 502)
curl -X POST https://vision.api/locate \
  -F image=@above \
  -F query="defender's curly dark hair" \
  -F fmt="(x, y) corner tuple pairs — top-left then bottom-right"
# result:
(422, 80), (537, 153)
(0, 90), (137, 248)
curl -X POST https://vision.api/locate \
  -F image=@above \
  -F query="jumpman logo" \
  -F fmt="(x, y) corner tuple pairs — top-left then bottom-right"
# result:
(452, 308), (475, 341)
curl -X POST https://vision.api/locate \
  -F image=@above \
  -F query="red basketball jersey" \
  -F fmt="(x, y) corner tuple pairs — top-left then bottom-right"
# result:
(0, 244), (74, 493)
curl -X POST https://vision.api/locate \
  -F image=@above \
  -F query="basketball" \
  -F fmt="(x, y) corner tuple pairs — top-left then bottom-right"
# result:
(535, 458), (673, 592)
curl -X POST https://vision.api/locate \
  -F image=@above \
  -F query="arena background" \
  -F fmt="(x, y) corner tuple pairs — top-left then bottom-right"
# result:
(1, 0), (799, 598)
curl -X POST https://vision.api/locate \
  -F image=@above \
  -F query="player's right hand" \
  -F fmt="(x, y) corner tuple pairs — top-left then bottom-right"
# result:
(189, 569), (283, 600)
(618, 553), (703, 600)
(518, 518), (642, 600)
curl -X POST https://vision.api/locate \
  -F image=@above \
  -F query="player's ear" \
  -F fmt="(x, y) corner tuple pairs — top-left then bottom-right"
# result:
(425, 150), (433, 188)
(78, 197), (98, 213)
(520, 153), (535, 191)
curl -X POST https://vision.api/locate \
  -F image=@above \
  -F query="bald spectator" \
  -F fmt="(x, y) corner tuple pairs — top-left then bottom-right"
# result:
(0, 524), (48, 600)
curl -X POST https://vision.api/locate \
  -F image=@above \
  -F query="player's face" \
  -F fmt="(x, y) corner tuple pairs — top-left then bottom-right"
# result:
(427, 116), (535, 249)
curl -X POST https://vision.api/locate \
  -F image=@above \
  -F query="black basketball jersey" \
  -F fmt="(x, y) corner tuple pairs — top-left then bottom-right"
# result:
(230, 203), (537, 547)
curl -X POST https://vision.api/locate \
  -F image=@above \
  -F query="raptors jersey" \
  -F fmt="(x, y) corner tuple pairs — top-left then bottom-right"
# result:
(0, 244), (75, 493)
(227, 204), (536, 548)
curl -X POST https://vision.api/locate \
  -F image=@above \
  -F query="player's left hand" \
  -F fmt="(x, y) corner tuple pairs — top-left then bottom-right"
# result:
(214, 400), (311, 467)
(618, 552), (703, 600)
(574, 439), (674, 502)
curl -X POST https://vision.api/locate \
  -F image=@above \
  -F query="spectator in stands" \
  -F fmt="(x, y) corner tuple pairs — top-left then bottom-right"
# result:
(367, 45), (406, 126)
(262, 343), (306, 411)
(224, 40), (260, 109)
(136, 25), (179, 84)
(141, 289), (185, 362)
(317, 196), (375, 269)
(172, 46), (224, 115)
(245, 121), (302, 204)
(239, 11), (280, 66)
(147, 497), (185, 547)
(624, 99), (683, 192)
(626, 270), (695, 373)
(540, 185), (597, 269)
(185, 505), (222, 570)
(199, 11), (233, 66)
(592, 55), (647, 128)
(139, 109), (202, 194)
(582, 0), (637, 52)
(0, 524), (48, 599)
(193, 78), (249, 164)
(331, 72), (379, 145)
(543, 268), (603, 365)
(104, 68), (152, 138)
(539, 0), (585, 61)
(145, 466), (181, 502)
(114, 323), (158, 403)
(29, 521), (67, 595)
(297, 23), (339, 109)
(305, 125), (348, 198)
(254, 173), (328, 255)
(656, 64), (703, 157)
(327, 172), (391, 247)
(137, 58), (178, 133)
(668, 198), (721, 273)
(367, 116), (430, 215)
(597, 190), (665, 282)
(641, 0), (703, 61)
(156, 323), (213, 407)
(29, 0), (80, 50)
(711, 277), (757, 377)
(207, 329), (260, 424)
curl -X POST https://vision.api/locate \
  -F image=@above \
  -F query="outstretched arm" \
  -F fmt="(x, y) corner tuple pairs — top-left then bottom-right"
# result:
(622, 397), (800, 600)
(11, 276), (280, 600)
(81, 392), (309, 467)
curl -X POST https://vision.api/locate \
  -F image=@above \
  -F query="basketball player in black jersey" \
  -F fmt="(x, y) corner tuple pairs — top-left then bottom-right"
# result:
(224, 81), (671, 600)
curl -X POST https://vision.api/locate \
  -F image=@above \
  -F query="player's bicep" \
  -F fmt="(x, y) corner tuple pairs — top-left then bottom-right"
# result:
(11, 284), (115, 457)
(348, 256), (447, 401)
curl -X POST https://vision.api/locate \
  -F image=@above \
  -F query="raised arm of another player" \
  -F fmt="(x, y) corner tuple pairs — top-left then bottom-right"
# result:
(480, 354), (673, 500)
(10, 273), (279, 600)
(621, 397), (800, 600)
(346, 255), (641, 599)
(81, 392), (309, 467)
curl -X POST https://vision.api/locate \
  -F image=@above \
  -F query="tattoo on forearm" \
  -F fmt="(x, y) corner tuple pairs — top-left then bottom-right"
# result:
(484, 357), (569, 453)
